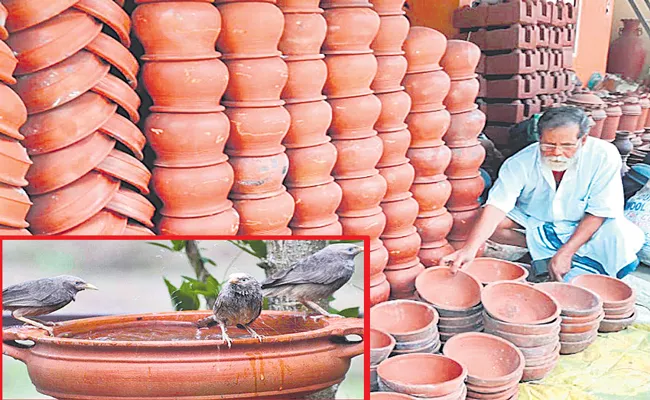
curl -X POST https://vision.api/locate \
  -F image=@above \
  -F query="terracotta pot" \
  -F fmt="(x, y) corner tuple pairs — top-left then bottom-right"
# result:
(588, 108), (607, 139)
(328, 94), (382, 140)
(320, 0), (372, 8)
(292, 221), (343, 236)
(415, 211), (453, 243)
(0, 184), (31, 228)
(91, 74), (141, 123)
(86, 33), (139, 90)
(444, 78), (480, 114)
(570, 274), (635, 309)
(637, 95), (650, 132)
(323, 53), (377, 99)
(482, 281), (561, 325)
(448, 208), (480, 241)
(378, 354), (466, 397)
(332, 135), (383, 179)
(416, 267), (482, 311)
(337, 173), (387, 217)
(444, 108), (486, 147)
(403, 26), (447, 73)
(440, 40), (481, 80)
(383, 229), (421, 267)
(339, 211), (386, 239)
(100, 114), (146, 161)
(2, 311), (363, 398)
(371, 15), (409, 56)
(375, 91), (411, 132)
(133, 2), (221, 61)
(285, 142), (337, 188)
(406, 108), (450, 148)
(619, 97), (642, 132)
(288, 181), (341, 228)
(283, 101), (332, 149)
(73, 0), (132, 48)
(403, 70), (451, 113)
(229, 153), (289, 199)
(535, 282), (603, 318)
(602, 102), (622, 142)
(407, 145), (452, 183)
(372, 55), (408, 94)
(323, 8), (380, 54)
(105, 188), (155, 228)
(370, 299), (438, 341)
(95, 150), (151, 195)
(0, 44), (15, 84)
(142, 58), (228, 113)
(377, 129), (410, 167)
(379, 161), (415, 202)
(0, 226), (31, 236)
(411, 179), (452, 217)
(158, 207), (240, 236)
(370, 277), (391, 307)
(232, 190), (295, 235)
(419, 240), (455, 267)
(59, 210), (127, 235)
(370, 243), (390, 276)
(2, 0), (79, 33)
(465, 258), (529, 285)
(282, 59), (327, 103)
(0, 84), (28, 141)
(152, 162), (234, 218)
(0, 3), (8, 40)
(216, 2), (283, 59)
(224, 107), (289, 157)
(279, 13), (326, 58)
(222, 57), (288, 107)
(277, 0), (322, 12)
(613, 131), (633, 157)
(371, 327), (396, 365)
(0, 136), (32, 187)
(370, 0), (405, 15)
(445, 144), (485, 180)
(385, 262), (425, 296)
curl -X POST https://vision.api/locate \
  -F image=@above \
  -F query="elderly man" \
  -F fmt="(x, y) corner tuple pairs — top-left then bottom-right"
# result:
(442, 106), (644, 282)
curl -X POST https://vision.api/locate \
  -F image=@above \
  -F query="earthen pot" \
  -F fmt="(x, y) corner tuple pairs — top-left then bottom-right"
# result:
(323, 53), (377, 99)
(95, 150), (151, 195)
(328, 94), (382, 140)
(370, 274), (391, 307)
(379, 161), (416, 202)
(407, 145), (452, 183)
(483, 310), (561, 338)
(619, 97), (642, 132)
(322, 8), (380, 54)
(377, 129), (410, 167)
(444, 108), (486, 147)
(94, 113), (147, 161)
(92, 74), (141, 123)
(288, 181), (341, 228)
(535, 282), (602, 317)
(602, 102), (622, 142)
(284, 142), (337, 188)
(570, 274), (635, 309)
(371, 328), (396, 366)
(482, 281), (561, 325)
(382, 229), (421, 267)
(403, 26), (447, 73)
(380, 196), (419, 238)
(444, 78), (480, 114)
(142, 58), (228, 113)
(73, 0), (132, 48)
(371, 15), (409, 56)
(446, 144), (486, 179)
(105, 189), (155, 228)
(0, 184), (31, 228)
(337, 173), (388, 217)
(2, 0), (79, 33)
(464, 258), (529, 285)
(152, 162), (234, 218)
(403, 70), (451, 113)
(485, 321), (561, 348)
(0, 3), (8, 40)
(521, 356), (559, 382)
(369, 0), (406, 15)
(292, 221), (343, 236)
(158, 208), (240, 236)
(277, 0), (322, 12)
(370, 243), (390, 276)
(279, 13), (327, 58)
(375, 90), (412, 132)
(440, 40), (481, 80)
(320, 0), (373, 8)
(282, 59), (327, 103)
(416, 267), (482, 311)
(560, 315), (603, 334)
(222, 57), (288, 107)
(0, 84), (28, 141)
(637, 95), (650, 132)
(378, 354), (466, 397)
(599, 311), (637, 332)
(232, 190), (295, 235)
(283, 101), (332, 149)
(415, 211), (454, 243)
(224, 106), (289, 157)
(447, 207), (480, 241)
(339, 211), (386, 240)
(385, 262), (425, 296)
(59, 210), (127, 235)
(216, 2), (283, 59)
(331, 135), (383, 179)
(406, 108), (450, 148)
(0, 136), (32, 187)
(410, 179), (452, 217)
(86, 33), (140, 90)
(372, 55), (408, 94)
(133, 2), (221, 61)
(446, 176), (485, 212)
(370, 299), (439, 341)
(229, 153), (289, 199)
(0, 40), (18, 85)
(419, 240), (455, 267)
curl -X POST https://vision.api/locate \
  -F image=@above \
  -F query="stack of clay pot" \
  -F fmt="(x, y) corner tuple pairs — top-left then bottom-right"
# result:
(565, 89), (606, 139)
(570, 274), (637, 333)
(620, 95), (643, 147)
(536, 282), (604, 355)
(278, 0), (341, 236)
(463, 257), (530, 285)
(440, 40), (486, 251)
(602, 97), (623, 143)
(0, 5), (32, 236)
(482, 281), (562, 382)
(5, 0), (154, 235)
(402, 27), (456, 268)
(370, 328), (395, 391)
(415, 267), (485, 343)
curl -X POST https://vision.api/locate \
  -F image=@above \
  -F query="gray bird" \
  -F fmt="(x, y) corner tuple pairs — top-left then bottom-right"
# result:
(3, 275), (98, 335)
(197, 273), (263, 348)
(261, 243), (363, 318)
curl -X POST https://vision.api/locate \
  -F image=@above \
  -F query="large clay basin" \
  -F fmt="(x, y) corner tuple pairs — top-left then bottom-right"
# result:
(569, 274), (635, 310)
(2, 311), (363, 399)
(370, 299), (439, 343)
(463, 258), (529, 285)
(535, 282), (603, 318)
(482, 281), (561, 325)
(415, 267), (482, 311)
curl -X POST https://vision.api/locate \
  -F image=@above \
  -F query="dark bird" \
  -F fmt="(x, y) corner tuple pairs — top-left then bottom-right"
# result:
(3, 275), (98, 335)
(197, 273), (263, 348)
(261, 243), (363, 317)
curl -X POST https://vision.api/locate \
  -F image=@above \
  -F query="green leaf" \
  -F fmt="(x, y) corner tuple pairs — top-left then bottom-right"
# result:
(246, 240), (267, 259)
(163, 277), (200, 311)
(148, 242), (174, 251)
(201, 257), (217, 267)
(228, 240), (258, 257)
(171, 240), (186, 251)
(262, 297), (270, 310)
(337, 307), (360, 318)
(205, 275), (221, 295)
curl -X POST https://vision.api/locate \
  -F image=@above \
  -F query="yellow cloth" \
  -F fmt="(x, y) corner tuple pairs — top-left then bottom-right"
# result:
(518, 324), (650, 400)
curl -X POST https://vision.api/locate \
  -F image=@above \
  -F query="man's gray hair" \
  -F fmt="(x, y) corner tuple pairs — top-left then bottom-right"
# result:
(537, 106), (592, 139)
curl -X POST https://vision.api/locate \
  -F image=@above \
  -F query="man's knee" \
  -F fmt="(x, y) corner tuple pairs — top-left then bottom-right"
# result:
(496, 216), (524, 231)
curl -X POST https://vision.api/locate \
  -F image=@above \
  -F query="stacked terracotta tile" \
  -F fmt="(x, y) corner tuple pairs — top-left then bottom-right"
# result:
(5, 0), (154, 235)
(0, 4), (32, 236)
(278, 0), (342, 236)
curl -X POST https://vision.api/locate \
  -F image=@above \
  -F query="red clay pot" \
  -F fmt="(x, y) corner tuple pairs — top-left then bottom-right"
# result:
(483, 281), (561, 325)
(337, 173), (388, 217)
(216, 2), (283, 59)
(322, 8), (380, 54)
(0, 136), (32, 187)
(440, 40), (481, 81)
(637, 95), (650, 132)
(105, 188), (155, 228)
(619, 97), (642, 132)
(375, 91), (411, 132)
(0, 84), (28, 141)
(371, 15), (409, 56)
(535, 282), (602, 318)
(324, 54), (377, 99)
(416, 267), (482, 310)
(0, 184), (31, 228)
(370, 242), (390, 276)
(407, 145), (452, 183)
(59, 210), (127, 235)
(415, 211), (453, 243)
(143, 58), (228, 113)
(229, 153), (289, 199)
(288, 181), (341, 228)
(3, 0), (79, 33)
(370, 0), (405, 15)
(0, 4), (8, 40)
(86, 33), (139, 90)
(73, 0), (132, 48)
(446, 144), (486, 179)
(411, 179), (452, 217)
(225, 106), (289, 157)
(0, 41), (17, 85)
(285, 142), (337, 188)
(339, 211), (386, 239)
(320, 0), (372, 8)
(588, 108), (607, 139)
(372, 55), (407, 94)
(282, 59), (327, 103)
(446, 176), (485, 212)
(0, 226), (31, 236)
(403, 70), (451, 113)
(277, 0), (322, 12)
(444, 78), (480, 114)
(377, 129), (410, 167)
(158, 208), (240, 236)
(406, 108), (451, 148)
(382, 229), (421, 267)
(332, 135), (383, 179)
(403, 26), (447, 73)
(95, 150), (151, 195)
(283, 101), (332, 149)
(444, 108), (486, 147)
(279, 13), (326, 58)
(385, 262), (425, 296)
(419, 240), (455, 267)
(328, 94), (382, 140)
(602, 102), (622, 142)
(570, 274), (635, 310)
(233, 190), (295, 235)
(292, 221), (343, 236)
(98, 116), (145, 160)
(91, 74), (141, 123)
(152, 162), (234, 218)
(379, 161), (415, 202)
(448, 207), (480, 241)
(222, 57), (288, 107)
(133, 2), (221, 61)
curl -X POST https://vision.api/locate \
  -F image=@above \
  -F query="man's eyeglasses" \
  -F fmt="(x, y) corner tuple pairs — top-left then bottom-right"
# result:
(539, 143), (580, 152)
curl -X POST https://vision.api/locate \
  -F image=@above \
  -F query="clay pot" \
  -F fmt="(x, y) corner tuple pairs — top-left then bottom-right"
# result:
(97, 113), (147, 164)
(2, 0), (79, 33)
(637, 95), (650, 132)
(411, 179), (452, 217)
(370, 299), (438, 341)
(285, 142), (337, 188)
(444, 108), (486, 147)
(292, 221), (343, 236)
(379, 196), (418, 238)
(225, 106), (289, 157)
(0, 3), (8, 40)
(145, 112), (229, 168)
(371, 15), (409, 56)
(152, 162), (234, 218)
(0, 226), (32, 236)
(614, 131), (634, 157)
(407, 145), (452, 183)
(283, 101), (332, 148)
(482, 309), (561, 339)
(105, 189), (155, 228)
(229, 153), (289, 199)
(415, 211), (453, 243)
(382, 229), (421, 267)
(142, 58), (228, 113)
(444, 78), (480, 114)
(464, 258), (529, 285)
(222, 57), (288, 107)
(372, 55), (408, 94)
(403, 70), (451, 113)
(446, 176), (484, 212)
(328, 94), (382, 140)
(337, 173), (387, 217)
(588, 108), (607, 139)
(602, 102), (622, 142)
(282, 59), (327, 103)
(378, 354), (466, 398)
(406, 108), (450, 148)
(416, 267), (482, 310)
(277, 0), (322, 12)
(482, 281), (561, 325)
(95, 150), (151, 195)
(0, 136), (32, 187)
(535, 282), (603, 318)
(332, 136), (383, 179)
(440, 40), (481, 80)
(322, 8), (380, 54)
(86, 33), (139, 90)
(448, 208), (480, 241)
(320, 0), (373, 8)
(377, 129), (410, 167)
(232, 190), (295, 235)
(73, 0), (132, 47)
(216, 2), (283, 59)
(0, 44), (15, 83)
(92, 74), (141, 123)
(60, 210), (127, 235)
(375, 91), (411, 132)
(339, 211), (386, 239)
(619, 97), (642, 132)
(0, 184), (31, 228)
(403, 26), (447, 73)
(370, 274), (391, 307)
(370, 244), (390, 276)
(569, 274), (635, 309)
(0, 84), (28, 141)
(385, 262), (425, 296)
(279, 13), (327, 58)
(369, 0), (405, 15)
(288, 181), (341, 228)
(419, 240), (455, 267)
(158, 208), (240, 236)
(446, 144), (486, 179)
(379, 161), (415, 202)
(371, 327), (396, 365)
(323, 53), (377, 99)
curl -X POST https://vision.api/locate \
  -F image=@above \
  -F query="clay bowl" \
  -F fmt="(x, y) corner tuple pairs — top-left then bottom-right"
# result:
(535, 282), (603, 318)
(370, 300), (439, 343)
(521, 354), (559, 382)
(517, 338), (560, 360)
(392, 330), (439, 351)
(375, 91), (412, 133)
(482, 311), (560, 336)
(560, 335), (597, 355)
(415, 211), (454, 244)
(372, 15), (409, 56)
(406, 108), (450, 148)
(0, 184), (32, 228)
(380, 196), (419, 238)
(95, 150), (151, 195)
(377, 129), (411, 167)
(370, 392), (415, 400)
(292, 221), (343, 236)
(559, 328), (598, 344)
(284, 142), (337, 188)
(599, 311), (637, 333)
(438, 310), (483, 328)
(403, 26), (447, 73)
(602, 305), (635, 319)
(569, 274), (636, 310)
(0, 136), (32, 187)
(560, 313), (604, 334)
(283, 101), (332, 149)
(86, 33), (140, 90)
(288, 181), (342, 229)
(216, 2), (283, 59)
(2, 0), (79, 33)
(379, 161), (415, 202)
(59, 210), (127, 235)
(0, 84), (27, 140)
(105, 189), (155, 229)
(560, 311), (604, 324)
(229, 153), (289, 199)
(158, 208), (240, 236)
(282, 59), (327, 104)
(463, 258), (529, 285)
(222, 57), (288, 107)
(322, 7), (380, 54)
(339, 211), (387, 241)
(328, 94), (382, 140)
(73, 0), (132, 48)
(377, 353), (467, 398)
(415, 267), (482, 312)
(482, 281), (561, 325)
(331, 135), (383, 180)
(232, 190), (295, 235)
(91, 74), (141, 123)
(440, 40), (481, 81)
(437, 320), (483, 335)
(336, 173), (387, 217)
(323, 53), (377, 99)
(0, 41), (17, 85)
(279, 13), (327, 58)
(466, 381), (518, 396)
(371, 328), (396, 365)
(486, 323), (561, 349)
(123, 223), (156, 236)
(372, 55), (408, 94)
(403, 70), (451, 113)
(524, 342), (560, 367)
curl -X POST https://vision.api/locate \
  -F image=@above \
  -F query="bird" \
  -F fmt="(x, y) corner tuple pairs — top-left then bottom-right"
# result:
(196, 273), (263, 348)
(261, 243), (363, 318)
(3, 275), (98, 335)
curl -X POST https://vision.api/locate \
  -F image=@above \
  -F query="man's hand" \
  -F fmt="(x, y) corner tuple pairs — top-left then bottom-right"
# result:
(440, 247), (479, 274)
(548, 249), (573, 281)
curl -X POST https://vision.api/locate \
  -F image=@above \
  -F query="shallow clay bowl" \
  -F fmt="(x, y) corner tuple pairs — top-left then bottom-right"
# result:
(463, 258), (529, 285)
(536, 282), (603, 317)
(559, 328), (598, 344)
(486, 323), (561, 348)
(599, 311), (637, 333)
(443, 332), (525, 388)
(438, 321), (483, 334)
(436, 302), (484, 318)
(391, 337), (441, 355)
(377, 353), (467, 398)
(371, 328), (396, 365)
(560, 335), (597, 355)
(438, 310), (483, 328)
(415, 267), (482, 311)
(370, 300), (439, 343)
(570, 274), (635, 309)
(393, 331), (439, 351)
(602, 304), (636, 318)
(370, 392), (415, 399)
(560, 310), (604, 324)
(525, 342), (561, 367)
(483, 310), (560, 336)
(560, 313), (604, 334)
(466, 383), (519, 400)
(482, 281), (561, 325)
(466, 380), (518, 395)
(516, 338), (560, 359)
(377, 379), (465, 400)
(521, 354), (559, 382)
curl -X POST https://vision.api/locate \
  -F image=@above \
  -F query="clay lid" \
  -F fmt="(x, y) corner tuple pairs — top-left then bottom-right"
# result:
(370, 299), (439, 336)
(482, 281), (561, 325)
(566, 89), (604, 108)
(403, 26), (447, 73)
(0, 134), (32, 169)
(370, 328), (396, 365)
(535, 282), (603, 318)
(463, 258), (529, 285)
(0, 40), (17, 85)
(569, 274), (635, 309)
(370, 393), (414, 400)
(59, 209), (127, 235)
(415, 267), (482, 311)
(99, 113), (146, 161)
(0, 84), (28, 140)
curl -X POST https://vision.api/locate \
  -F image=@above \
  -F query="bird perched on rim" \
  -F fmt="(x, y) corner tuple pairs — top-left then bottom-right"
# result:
(3, 275), (98, 336)
(196, 273), (263, 348)
(261, 243), (363, 317)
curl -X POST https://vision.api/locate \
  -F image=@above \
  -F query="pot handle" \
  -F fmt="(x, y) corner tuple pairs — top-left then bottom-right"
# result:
(3, 340), (33, 363)
(2, 327), (43, 363)
(329, 318), (365, 359)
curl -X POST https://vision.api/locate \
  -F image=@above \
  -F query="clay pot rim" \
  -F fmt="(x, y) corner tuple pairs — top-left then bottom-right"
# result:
(383, 256), (421, 272)
(415, 267), (483, 311)
(370, 327), (396, 365)
(221, 51), (283, 61)
(482, 280), (562, 325)
(601, 310), (637, 324)
(221, 100), (284, 109)
(370, 299), (439, 336)
(380, 224), (418, 240)
(374, 50), (406, 57)
(569, 274), (635, 309)
(283, 54), (326, 62)
(374, 86), (406, 95)
(449, 104), (479, 115)
(406, 64), (443, 74)
(535, 282), (604, 317)
(463, 257), (530, 285)
(560, 312), (604, 330)
(377, 353), (467, 393)
(141, 52), (221, 62)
